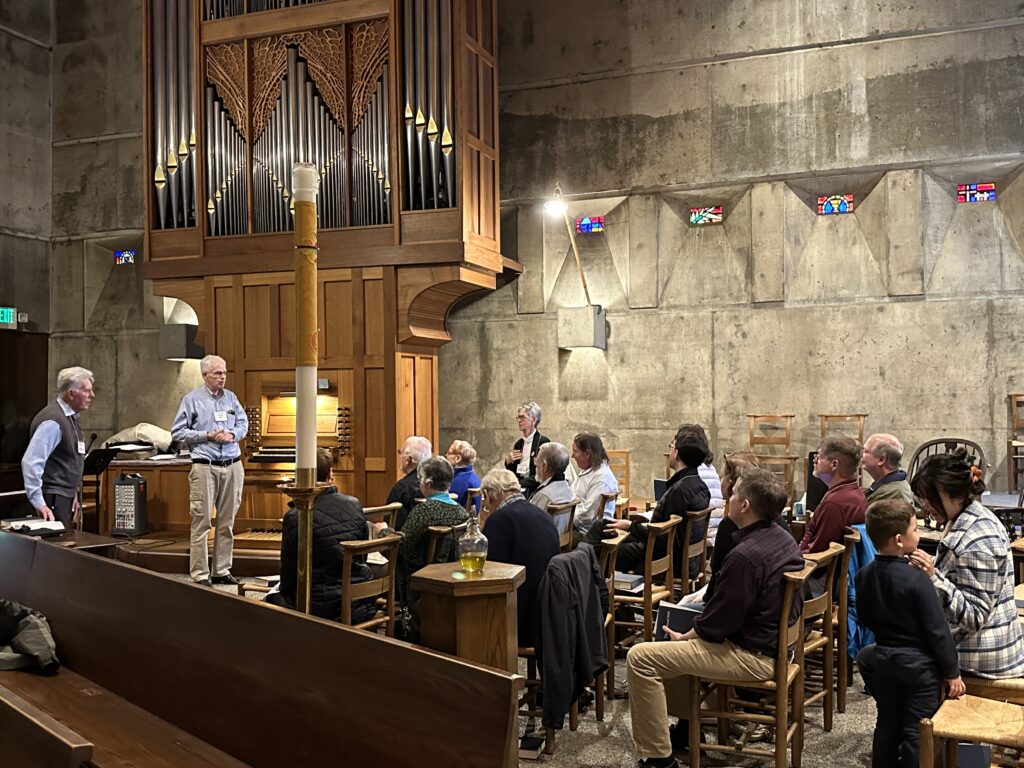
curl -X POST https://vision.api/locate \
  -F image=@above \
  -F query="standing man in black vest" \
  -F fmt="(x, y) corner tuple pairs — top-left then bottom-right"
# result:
(171, 355), (249, 587)
(21, 366), (95, 528)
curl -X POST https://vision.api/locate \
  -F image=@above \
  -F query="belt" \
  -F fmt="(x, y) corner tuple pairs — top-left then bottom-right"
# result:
(192, 456), (241, 467)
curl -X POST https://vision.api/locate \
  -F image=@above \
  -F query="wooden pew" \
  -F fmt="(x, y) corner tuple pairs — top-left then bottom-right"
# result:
(0, 684), (93, 768)
(0, 532), (524, 768)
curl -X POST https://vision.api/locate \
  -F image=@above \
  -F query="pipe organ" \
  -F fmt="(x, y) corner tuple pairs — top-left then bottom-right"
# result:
(143, 0), (511, 507)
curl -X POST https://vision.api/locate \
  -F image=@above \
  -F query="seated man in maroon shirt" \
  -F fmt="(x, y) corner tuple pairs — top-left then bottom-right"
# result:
(800, 435), (867, 554)
(625, 468), (805, 768)
(799, 435), (867, 595)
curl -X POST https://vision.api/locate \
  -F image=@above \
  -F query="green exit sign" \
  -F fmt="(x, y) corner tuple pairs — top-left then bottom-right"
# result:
(0, 306), (16, 329)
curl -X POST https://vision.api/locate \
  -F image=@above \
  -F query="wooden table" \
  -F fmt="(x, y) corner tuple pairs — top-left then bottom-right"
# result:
(411, 561), (525, 673)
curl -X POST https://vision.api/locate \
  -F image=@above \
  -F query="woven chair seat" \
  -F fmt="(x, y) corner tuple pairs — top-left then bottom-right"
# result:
(930, 695), (1024, 748)
(703, 663), (800, 692)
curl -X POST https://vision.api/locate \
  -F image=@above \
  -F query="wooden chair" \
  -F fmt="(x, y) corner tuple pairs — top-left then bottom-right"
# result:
(801, 542), (845, 732)
(675, 507), (712, 598)
(818, 413), (868, 443)
(547, 498), (580, 552)
(1008, 393), (1024, 493)
(686, 560), (814, 768)
(920, 695), (1024, 768)
(339, 533), (401, 636)
(363, 501), (402, 530)
(424, 520), (469, 565)
(834, 526), (860, 712)
(613, 515), (681, 645)
(607, 449), (631, 498)
(748, 413), (796, 453)
(907, 438), (987, 480)
(464, 487), (482, 512)
(598, 491), (621, 520)
(597, 533), (621, 703)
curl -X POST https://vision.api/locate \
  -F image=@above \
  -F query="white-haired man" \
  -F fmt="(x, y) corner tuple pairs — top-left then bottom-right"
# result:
(387, 435), (432, 530)
(862, 433), (914, 506)
(171, 355), (249, 587)
(21, 366), (96, 527)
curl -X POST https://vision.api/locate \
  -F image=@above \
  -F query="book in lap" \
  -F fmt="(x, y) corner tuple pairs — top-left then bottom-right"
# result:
(655, 600), (704, 640)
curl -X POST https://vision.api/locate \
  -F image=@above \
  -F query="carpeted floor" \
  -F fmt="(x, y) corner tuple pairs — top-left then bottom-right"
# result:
(519, 677), (876, 768)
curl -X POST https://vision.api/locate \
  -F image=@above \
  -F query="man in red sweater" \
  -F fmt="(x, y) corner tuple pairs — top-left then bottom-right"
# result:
(800, 435), (867, 555)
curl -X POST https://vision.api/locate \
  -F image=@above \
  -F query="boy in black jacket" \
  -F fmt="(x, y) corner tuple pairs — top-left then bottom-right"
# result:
(856, 499), (965, 768)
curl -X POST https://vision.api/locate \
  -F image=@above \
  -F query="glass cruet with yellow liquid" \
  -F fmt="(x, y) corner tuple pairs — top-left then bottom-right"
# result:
(458, 514), (488, 573)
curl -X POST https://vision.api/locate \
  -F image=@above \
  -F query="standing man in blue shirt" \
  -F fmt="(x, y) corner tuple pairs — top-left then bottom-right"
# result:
(171, 355), (248, 586)
(21, 366), (96, 528)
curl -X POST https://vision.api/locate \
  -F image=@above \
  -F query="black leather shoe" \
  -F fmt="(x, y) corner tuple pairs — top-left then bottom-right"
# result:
(195, 578), (212, 587)
(638, 757), (678, 768)
(211, 573), (239, 585)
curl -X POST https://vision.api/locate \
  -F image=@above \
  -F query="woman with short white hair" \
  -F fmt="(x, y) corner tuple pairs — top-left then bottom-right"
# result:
(530, 442), (576, 533)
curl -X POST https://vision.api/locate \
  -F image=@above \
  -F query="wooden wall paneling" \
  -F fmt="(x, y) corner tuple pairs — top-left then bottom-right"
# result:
(213, 284), (238, 362)
(323, 275), (355, 359)
(382, 265), (400, 488)
(350, 268), (368, 502)
(279, 282), (295, 359)
(415, 354), (437, 442)
(243, 283), (273, 359)
(363, 272), (385, 362)
(396, 354), (415, 448)
(201, 0), (389, 45)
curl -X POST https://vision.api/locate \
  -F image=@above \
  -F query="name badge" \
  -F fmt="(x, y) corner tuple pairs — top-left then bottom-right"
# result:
(78, 440), (86, 455)
(214, 410), (228, 423)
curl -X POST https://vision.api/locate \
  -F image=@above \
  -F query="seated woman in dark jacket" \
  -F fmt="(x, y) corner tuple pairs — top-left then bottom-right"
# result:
(267, 448), (375, 621)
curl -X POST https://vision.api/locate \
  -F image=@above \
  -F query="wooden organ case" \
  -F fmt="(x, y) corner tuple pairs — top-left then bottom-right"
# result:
(142, 0), (513, 525)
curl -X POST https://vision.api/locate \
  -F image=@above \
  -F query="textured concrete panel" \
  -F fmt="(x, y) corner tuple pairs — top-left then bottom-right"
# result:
(0, 4), (52, 42)
(52, 137), (144, 236)
(751, 183), (785, 303)
(999, 169), (1024, 261)
(854, 178), (888, 280)
(545, 198), (628, 311)
(48, 334), (116, 434)
(53, 24), (142, 140)
(658, 198), (749, 309)
(785, 188), (887, 305)
(928, 204), (1024, 296)
(627, 194), (659, 309)
(0, 234), (50, 333)
(885, 170), (925, 296)
(50, 240), (85, 333)
(115, 331), (198, 432)
(55, 0), (142, 44)
(711, 299), (1005, 491)
(497, 0), (1024, 87)
(514, 205), (545, 314)
(501, 26), (1024, 201)
(0, 34), (51, 237)
(83, 238), (160, 332)
(921, 172), (957, 286)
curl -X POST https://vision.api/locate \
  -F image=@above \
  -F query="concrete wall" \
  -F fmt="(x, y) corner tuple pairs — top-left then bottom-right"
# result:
(0, 5), (52, 332)
(439, 1), (1024, 496)
(49, 0), (198, 442)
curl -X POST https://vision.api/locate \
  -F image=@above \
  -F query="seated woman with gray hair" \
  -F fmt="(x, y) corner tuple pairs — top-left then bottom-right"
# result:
(480, 469), (561, 646)
(530, 442), (576, 534)
(373, 455), (469, 620)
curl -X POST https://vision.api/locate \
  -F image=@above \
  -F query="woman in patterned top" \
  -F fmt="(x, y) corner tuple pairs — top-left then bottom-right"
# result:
(373, 455), (469, 623)
(908, 449), (1024, 679)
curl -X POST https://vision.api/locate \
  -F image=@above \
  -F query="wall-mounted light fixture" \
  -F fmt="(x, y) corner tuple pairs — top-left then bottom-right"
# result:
(546, 184), (606, 350)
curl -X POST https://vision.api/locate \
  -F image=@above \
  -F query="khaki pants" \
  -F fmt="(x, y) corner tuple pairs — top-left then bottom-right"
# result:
(188, 462), (244, 581)
(626, 637), (775, 759)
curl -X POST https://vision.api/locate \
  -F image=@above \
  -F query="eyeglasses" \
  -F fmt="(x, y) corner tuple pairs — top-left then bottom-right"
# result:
(516, 415), (529, 421)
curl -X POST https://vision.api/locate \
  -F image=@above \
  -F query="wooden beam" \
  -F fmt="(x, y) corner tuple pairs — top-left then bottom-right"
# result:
(201, 0), (389, 44)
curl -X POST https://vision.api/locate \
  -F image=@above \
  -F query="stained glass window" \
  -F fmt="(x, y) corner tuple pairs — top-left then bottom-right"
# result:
(957, 183), (996, 203)
(575, 216), (605, 234)
(689, 207), (723, 226)
(816, 194), (854, 215)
